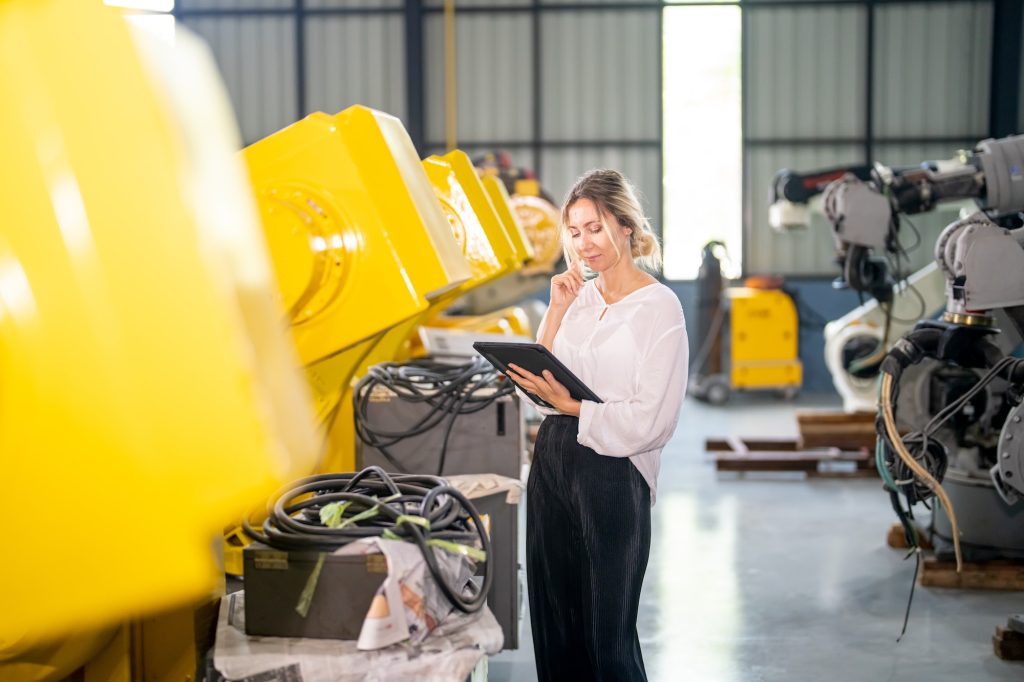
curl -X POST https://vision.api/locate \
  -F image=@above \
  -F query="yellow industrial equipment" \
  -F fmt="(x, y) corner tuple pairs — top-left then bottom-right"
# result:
(512, 192), (563, 274)
(242, 105), (470, 434)
(0, 3), (318, 680)
(726, 285), (803, 395)
(482, 174), (535, 265)
(455, 156), (562, 319)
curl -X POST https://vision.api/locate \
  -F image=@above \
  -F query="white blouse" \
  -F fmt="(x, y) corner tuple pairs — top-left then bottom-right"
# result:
(521, 279), (688, 504)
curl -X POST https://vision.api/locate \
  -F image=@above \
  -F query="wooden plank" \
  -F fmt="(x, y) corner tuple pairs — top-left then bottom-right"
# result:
(920, 558), (1024, 590)
(714, 448), (872, 474)
(706, 434), (875, 477)
(705, 437), (800, 452)
(795, 410), (876, 424)
(796, 410), (878, 450)
(885, 522), (933, 550)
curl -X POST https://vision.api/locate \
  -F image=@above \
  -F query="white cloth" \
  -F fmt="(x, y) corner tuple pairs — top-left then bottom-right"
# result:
(518, 279), (688, 504)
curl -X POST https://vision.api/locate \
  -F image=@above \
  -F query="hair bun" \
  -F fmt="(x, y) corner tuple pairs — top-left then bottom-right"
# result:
(632, 231), (657, 258)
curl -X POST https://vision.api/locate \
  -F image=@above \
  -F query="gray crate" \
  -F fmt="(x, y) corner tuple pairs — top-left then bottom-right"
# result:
(357, 386), (524, 480)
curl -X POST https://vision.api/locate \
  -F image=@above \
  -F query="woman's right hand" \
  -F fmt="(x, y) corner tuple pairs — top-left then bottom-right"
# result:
(549, 259), (585, 309)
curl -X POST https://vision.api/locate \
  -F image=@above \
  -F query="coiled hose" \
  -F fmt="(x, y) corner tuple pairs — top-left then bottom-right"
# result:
(243, 466), (492, 613)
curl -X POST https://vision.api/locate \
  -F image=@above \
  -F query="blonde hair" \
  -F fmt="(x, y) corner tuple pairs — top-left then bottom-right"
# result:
(559, 169), (662, 273)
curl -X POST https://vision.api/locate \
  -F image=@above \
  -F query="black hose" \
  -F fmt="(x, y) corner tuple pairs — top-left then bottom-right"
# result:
(243, 466), (492, 613)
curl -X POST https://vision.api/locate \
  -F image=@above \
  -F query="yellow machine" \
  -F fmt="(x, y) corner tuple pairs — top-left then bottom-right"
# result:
(1, 4), (546, 679)
(409, 154), (535, 349)
(726, 285), (803, 395)
(241, 105), (473, 476)
(0, 3), (319, 680)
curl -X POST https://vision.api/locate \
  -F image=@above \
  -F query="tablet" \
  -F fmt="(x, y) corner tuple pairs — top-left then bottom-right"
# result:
(472, 341), (603, 408)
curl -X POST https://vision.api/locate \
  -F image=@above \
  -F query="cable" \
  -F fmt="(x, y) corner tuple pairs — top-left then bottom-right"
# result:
(243, 466), (492, 613)
(880, 372), (963, 571)
(898, 214), (923, 255)
(354, 357), (514, 476)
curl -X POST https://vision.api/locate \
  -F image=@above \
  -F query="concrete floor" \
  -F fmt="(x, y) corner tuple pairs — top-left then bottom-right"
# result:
(489, 393), (1024, 682)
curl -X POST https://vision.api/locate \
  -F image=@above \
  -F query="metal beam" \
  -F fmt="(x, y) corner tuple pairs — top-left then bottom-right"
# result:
(990, 0), (1023, 138)
(296, 0), (306, 121)
(405, 0), (426, 152)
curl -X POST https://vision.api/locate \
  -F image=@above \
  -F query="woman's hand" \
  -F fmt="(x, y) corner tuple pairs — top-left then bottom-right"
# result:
(549, 259), (585, 310)
(507, 363), (581, 416)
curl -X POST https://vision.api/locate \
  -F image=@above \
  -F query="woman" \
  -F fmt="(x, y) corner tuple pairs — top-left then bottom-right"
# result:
(507, 169), (688, 682)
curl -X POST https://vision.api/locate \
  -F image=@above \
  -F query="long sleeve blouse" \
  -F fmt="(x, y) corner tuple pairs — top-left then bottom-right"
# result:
(521, 279), (688, 504)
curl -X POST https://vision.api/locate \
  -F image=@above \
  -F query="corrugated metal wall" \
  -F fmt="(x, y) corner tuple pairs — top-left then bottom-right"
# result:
(539, 12), (659, 142)
(745, 6), (866, 140)
(184, 16), (298, 144)
(538, 10), (661, 222)
(874, 2), (991, 138)
(744, 0), (994, 276)
(423, 14), (533, 144)
(305, 15), (406, 121)
(181, 2), (660, 228)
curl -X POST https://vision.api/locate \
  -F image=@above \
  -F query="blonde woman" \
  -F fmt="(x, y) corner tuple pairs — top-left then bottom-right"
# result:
(507, 169), (688, 681)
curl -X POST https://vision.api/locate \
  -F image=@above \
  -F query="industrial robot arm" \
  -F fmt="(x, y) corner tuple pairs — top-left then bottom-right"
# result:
(773, 136), (1024, 412)
(871, 136), (1024, 569)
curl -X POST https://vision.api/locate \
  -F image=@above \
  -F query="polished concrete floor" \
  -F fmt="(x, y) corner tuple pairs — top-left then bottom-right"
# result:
(489, 393), (1024, 682)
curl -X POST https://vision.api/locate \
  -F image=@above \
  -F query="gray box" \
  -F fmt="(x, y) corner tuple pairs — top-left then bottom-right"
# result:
(356, 383), (525, 650)
(357, 385), (524, 479)
(472, 490), (523, 650)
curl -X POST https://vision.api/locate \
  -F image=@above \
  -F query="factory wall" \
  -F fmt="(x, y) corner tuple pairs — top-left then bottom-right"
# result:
(743, 0), (993, 277)
(178, 1), (662, 229)
(177, 0), (1014, 397)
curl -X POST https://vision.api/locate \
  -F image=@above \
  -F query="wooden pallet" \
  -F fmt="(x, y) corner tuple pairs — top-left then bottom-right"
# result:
(994, 620), (1024, 660)
(707, 436), (874, 476)
(919, 557), (1024, 590)
(796, 410), (877, 450)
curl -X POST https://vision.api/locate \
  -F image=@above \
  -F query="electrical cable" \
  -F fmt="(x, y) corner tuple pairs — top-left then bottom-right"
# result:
(899, 214), (923, 254)
(896, 548), (922, 643)
(354, 357), (514, 476)
(880, 371), (963, 571)
(243, 466), (492, 613)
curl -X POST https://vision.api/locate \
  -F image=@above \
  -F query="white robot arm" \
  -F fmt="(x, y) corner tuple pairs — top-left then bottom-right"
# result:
(775, 135), (1024, 412)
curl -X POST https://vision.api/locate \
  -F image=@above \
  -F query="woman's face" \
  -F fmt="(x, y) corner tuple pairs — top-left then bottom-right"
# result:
(565, 198), (631, 272)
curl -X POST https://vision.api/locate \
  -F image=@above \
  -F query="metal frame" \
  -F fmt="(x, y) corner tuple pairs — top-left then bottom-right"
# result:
(173, 0), (1012, 280)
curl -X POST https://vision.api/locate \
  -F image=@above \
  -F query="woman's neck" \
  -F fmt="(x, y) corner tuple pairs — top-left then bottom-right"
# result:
(597, 258), (648, 299)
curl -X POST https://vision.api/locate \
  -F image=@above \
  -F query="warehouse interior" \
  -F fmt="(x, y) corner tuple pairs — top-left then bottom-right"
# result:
(4, 0), (1024, 680)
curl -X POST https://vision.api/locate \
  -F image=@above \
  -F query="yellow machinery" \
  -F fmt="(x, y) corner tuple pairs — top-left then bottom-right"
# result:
(0, 3), (543, 678)
(725, 285), (803, 397)
(316, 145), (531, 476)
(455, 156), (563, 319)
(0, 3), (319, 680)
(409, 158), (536, 347)
(241, 105), (472, 476)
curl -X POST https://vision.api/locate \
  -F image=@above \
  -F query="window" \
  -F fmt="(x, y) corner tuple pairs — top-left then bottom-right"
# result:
(662, 5), (742, 280)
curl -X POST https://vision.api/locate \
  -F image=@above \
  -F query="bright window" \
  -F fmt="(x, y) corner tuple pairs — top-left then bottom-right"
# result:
(662, 5), (742, 279)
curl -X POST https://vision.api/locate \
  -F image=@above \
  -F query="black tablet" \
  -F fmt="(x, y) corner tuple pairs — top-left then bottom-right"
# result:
(472, 341), (603, 408)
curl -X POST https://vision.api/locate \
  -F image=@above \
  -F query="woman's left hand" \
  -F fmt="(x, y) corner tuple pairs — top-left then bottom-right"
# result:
(507, 364), (581, 416)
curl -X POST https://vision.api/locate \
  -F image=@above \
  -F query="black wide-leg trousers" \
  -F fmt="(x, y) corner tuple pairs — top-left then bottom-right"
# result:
(527, 415), (651, 682)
